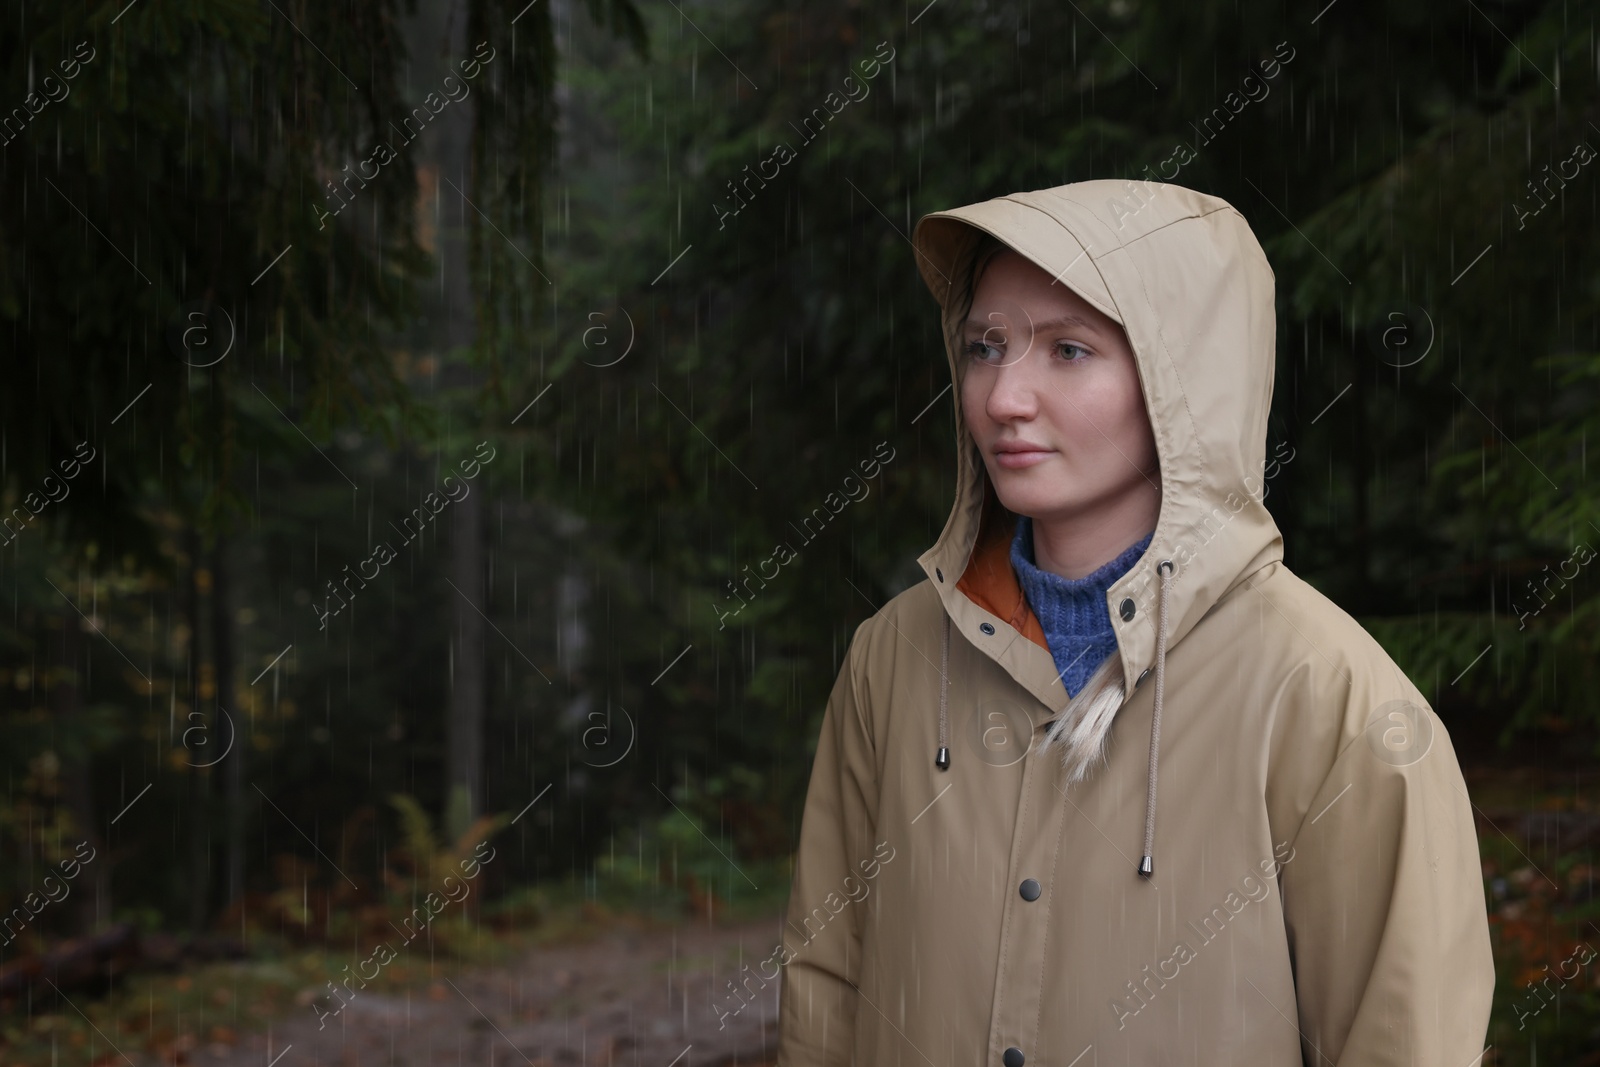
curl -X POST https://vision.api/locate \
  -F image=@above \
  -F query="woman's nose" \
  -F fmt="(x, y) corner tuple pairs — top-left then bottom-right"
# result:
(986, 355), (1039, 420)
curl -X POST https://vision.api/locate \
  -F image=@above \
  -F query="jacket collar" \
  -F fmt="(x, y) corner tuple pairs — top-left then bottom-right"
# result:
(956, 515), (1051, 656)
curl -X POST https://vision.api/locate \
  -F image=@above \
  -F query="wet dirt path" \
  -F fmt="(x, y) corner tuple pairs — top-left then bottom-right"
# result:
(189, 914), (785, 1067)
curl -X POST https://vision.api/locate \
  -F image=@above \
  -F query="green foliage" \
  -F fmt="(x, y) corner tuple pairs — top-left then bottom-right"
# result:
(1, 0), (430, 558)
(386, 792), (507, 896)
(531, 0), (1600, 786)
(592, 805), (790, 921)
(1, 15), (1598, 1067)
(0, 0), (652, 941)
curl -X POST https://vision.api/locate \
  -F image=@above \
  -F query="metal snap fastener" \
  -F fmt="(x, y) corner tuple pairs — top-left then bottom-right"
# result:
(979, 622), (995, 635)
(1003, 1048), (1026, 1067)
(1136, 668), (1151, 687)
(1019, 878), (1041, 901)
(1119, 598), (1136, 621)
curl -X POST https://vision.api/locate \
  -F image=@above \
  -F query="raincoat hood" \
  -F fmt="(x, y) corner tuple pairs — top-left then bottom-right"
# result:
(912, 180), (1283, 703)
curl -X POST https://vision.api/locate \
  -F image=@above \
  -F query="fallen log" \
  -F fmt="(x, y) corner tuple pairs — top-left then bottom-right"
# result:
(0, 922), (139, 1003)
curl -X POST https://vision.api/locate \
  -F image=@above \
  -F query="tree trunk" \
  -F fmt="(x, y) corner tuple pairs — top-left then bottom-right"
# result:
(447, 488), (486, 842)
(186, 528), (211, 934)
(436, 0), (487, 844)
(1351, 357), (1373, 611)
(212, 536), (244, 907)
(54, 606), (108, 934)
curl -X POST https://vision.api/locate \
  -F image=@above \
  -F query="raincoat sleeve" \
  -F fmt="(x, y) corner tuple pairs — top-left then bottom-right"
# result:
(1278, 690), (1495, 1067)
(776, 621), (879, 1067)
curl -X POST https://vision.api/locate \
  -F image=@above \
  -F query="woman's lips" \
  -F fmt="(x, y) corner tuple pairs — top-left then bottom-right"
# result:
(993, 447), (1053, 469)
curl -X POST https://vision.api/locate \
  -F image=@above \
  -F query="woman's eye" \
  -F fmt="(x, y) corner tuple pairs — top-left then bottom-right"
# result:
(1055, 342), (1090, 362)
(964, 339), (1003, 361)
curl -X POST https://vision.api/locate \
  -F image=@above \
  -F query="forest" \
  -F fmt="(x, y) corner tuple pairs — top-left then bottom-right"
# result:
(1, 0), (1597, 1062)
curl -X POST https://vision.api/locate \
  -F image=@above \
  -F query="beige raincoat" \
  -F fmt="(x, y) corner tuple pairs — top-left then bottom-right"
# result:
(775, 181), (1494, 1066)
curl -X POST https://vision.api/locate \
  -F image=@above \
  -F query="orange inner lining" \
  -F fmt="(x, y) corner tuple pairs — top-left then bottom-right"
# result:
(955, 521), (1050, 652)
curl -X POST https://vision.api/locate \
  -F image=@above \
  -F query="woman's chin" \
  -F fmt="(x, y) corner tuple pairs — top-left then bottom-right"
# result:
(993, 491), (1069, 522)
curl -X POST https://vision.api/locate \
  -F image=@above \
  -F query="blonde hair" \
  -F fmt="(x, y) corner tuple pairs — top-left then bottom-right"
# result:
(1037, 653), (1128, 783)
(945, 230), (1008, 359)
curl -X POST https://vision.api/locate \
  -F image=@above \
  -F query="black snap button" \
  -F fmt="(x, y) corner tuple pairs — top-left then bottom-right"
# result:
(936, 567), (944, 582)
(1119, 598), (1136, 621)
(1003, 1048), (1025, 1067)
(979, 622), (995, 635)
(1136, 668), (1150, 687)
(1019, 878), (1041, 901)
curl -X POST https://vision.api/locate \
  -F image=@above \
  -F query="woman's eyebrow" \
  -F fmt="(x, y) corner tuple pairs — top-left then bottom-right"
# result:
(961, 314), (1097, 332)
(1030, 314), (1097, 333)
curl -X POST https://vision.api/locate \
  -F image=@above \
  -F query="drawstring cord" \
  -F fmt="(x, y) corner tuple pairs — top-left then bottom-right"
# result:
(933, 555), (1173, 856)
(936, 608), (951, 770)
(1138, 560), (1175, 878)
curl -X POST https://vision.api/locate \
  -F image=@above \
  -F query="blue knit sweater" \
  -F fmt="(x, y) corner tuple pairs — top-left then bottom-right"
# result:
(1010, 517), (1154, 697)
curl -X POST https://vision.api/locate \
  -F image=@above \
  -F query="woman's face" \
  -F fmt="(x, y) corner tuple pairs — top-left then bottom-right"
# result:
(959, 249), (1160, 528)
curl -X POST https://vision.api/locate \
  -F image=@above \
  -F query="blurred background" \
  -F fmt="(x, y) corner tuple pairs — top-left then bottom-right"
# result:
(1, 0), (1597, 1062)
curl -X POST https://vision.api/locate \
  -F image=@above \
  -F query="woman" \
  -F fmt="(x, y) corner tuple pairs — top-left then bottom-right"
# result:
(774, 181), (1493, 1066)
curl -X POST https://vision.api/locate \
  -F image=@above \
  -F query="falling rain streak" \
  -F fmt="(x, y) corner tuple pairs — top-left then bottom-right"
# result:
(0, 0), (1594, 1064)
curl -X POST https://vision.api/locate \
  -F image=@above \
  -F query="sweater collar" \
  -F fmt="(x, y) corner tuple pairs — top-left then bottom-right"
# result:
(1010, 517), (1154, 639)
